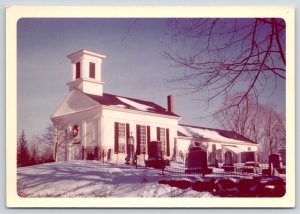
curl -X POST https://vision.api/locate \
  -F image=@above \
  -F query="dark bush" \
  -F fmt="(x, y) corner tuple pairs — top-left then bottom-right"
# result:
(175, 179), (192, 190)
(257, 176), (285, 197)
(158, 180), (169, 185)
(237, 178), (257, 196)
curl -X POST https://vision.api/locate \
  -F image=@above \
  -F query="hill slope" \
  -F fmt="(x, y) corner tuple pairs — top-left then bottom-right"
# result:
(17, 160), (214, 197)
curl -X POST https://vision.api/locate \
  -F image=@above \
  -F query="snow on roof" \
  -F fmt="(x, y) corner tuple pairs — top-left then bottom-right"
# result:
(117, 96), (154, 111)
(224, 145), (245, 154)
(178, 124), (256, 144)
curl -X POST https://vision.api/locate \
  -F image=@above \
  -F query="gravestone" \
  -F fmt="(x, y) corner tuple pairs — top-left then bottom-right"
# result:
(223, 151), (234, 172)
(185, 147), (212, 174)
(241, 151), (256, 163)
(145, 141), (166, 171)
(208, 152), (218, 167)
(268, 153), (286, 175)
(224, 151), (233, 165)
(148, 141), (163, 160)
(240, 152), (258, 174)
(269, 154), (283, 169)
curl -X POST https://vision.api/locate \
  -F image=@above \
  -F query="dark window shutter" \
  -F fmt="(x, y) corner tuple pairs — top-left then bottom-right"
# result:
(114, 122), (119, 154)
(157, 127), (160, 141)
(147, 126), (151, 155)
(126, 123), (130, 153)
(166, 128), (170, 156)
(136, 125), (141, 155)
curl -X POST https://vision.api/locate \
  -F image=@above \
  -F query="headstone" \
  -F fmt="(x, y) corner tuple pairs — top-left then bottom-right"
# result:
(187, 147), (207, 169)
(145, 141), (166, 170)
(185, 147), (212, 174)
(223, 151), (234, 172)
(208, 152), (218, 167)
(269, 153), (283, 169)
(148, 141), (163, 159)
(241, 151), (256, 163)
(224, 151), (233, 166)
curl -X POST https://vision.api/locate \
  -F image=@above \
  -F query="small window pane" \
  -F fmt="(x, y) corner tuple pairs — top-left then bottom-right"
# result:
(140, 125), (147, 154)
(76, 62), (80, 79)
(159, 128), (166, 155)
(89, 62), (95, 79)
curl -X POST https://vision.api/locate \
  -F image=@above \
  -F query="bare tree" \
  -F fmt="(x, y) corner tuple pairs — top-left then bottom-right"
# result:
(215, 96), (256, 137)
(29, 135), (53, 164)
(215, 97), (285, 163)
(260, 107), (285, 160)
(39, 119), (72, 161)
(29, 139), (38, 165)
(163, 18), (285, 114)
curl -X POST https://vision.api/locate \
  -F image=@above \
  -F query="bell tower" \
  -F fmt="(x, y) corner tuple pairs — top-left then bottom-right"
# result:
(66, 49), (106, 96)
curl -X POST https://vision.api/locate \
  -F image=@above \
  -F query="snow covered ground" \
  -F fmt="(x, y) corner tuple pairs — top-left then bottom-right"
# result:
(17, 160), (215, 197)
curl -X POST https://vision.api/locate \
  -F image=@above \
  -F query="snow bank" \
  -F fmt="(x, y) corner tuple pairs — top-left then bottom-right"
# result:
(17, 160), (215, 198)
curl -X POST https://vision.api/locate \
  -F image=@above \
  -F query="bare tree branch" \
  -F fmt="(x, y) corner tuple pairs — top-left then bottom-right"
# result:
(163, 18), (286, 114)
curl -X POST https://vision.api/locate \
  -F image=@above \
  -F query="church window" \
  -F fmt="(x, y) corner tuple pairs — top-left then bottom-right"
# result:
(137, 125), (147, 155)
(75, 62), (80, 79)
(118, 123), (126, 153)
(159, 128), (166, 155)
(114, 122), (130, 154)
(157, 127), (170, 156)
(89, 62), (96, 79)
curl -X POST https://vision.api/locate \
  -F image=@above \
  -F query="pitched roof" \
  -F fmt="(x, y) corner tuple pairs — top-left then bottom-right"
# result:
(178, 124), (257, 144)
(84, 93), (180, 117)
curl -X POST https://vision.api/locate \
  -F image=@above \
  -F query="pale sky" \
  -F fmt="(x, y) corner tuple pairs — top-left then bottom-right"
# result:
(17, 18), (286, 139)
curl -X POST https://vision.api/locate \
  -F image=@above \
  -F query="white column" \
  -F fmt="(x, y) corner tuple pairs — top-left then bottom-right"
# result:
(95, 118), (99, 147)
(174, 137), (178, 159)
(97, 60), (102, 82)
(71, 63), (75, 81)
(82, 120), (87, 148)
(81, 58), (89, 79)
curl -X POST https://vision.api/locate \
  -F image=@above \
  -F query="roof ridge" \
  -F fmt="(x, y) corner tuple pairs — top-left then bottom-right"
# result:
(179, 123), (223, 131)
(84, 92), (180, 118)
(104, 93), (158, 106)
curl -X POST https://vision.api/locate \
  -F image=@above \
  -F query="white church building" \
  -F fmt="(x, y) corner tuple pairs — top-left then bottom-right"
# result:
(51, 49), (258, 164)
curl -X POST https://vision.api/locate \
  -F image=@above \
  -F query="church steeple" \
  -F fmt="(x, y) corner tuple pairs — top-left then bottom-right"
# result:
(66, 49), (106, 96)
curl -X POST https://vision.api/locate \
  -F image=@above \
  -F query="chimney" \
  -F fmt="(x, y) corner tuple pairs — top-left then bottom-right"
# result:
(167, 95), (173, 113)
